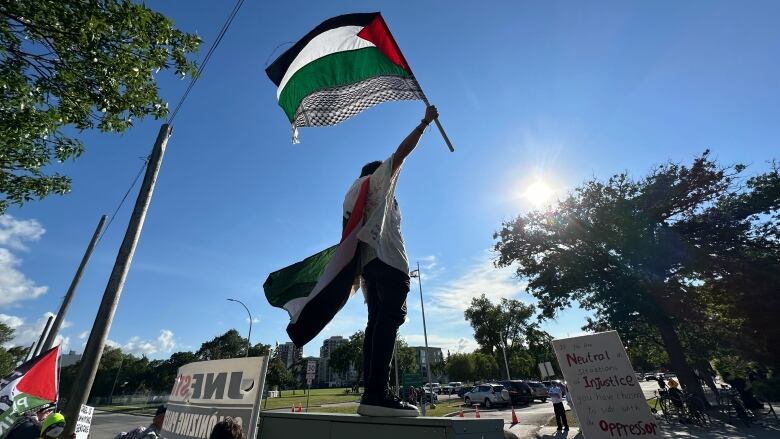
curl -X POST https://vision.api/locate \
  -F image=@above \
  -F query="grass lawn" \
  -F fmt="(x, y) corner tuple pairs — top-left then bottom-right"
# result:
(305, 396), (466, 417)
(263, 388), (359, 410)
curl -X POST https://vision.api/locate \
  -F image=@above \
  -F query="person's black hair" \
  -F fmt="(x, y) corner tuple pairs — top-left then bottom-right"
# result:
(209, 417), (244, 439)
(360, 161), (382, 177)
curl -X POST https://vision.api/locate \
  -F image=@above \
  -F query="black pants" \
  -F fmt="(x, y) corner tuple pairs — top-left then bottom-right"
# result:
(361, 259), (410, 398)
(553, 402), (568, 429)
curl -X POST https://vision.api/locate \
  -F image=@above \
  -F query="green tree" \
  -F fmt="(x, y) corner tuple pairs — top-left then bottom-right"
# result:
(494, 152), (780, 402)
(473, 353), (498, 381)
(196, 329), (249, 360)
(266, 357), (294, 390)
(329, 331), (364, 387)
(464, 294), (536, 355)
(0, 321), (16, 376)
(446, 353), (475, 382)
(0, 0), (200, 212)
(390, 339), (419, 383)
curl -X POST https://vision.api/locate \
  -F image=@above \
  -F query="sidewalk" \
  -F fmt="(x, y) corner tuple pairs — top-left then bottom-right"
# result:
(534, 423), (780, 439)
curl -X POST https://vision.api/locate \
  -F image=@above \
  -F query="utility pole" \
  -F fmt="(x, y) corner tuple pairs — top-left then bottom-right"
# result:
(43, 216), (107, 351)
(63, 124), (171, 437)
(33, 316), (53, 357)
(411, 261), (434, 414)
(499, 329), (511, 380)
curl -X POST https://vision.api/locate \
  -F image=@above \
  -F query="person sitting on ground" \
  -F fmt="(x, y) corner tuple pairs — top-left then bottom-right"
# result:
(114, 405), (166, 439)
(724, 373), (764, 411)
(209, 417), (244, 439)
(667, 379), (684, 408)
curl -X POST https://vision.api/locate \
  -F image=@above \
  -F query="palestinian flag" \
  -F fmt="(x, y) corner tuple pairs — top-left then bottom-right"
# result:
(0, 347), (59, 436)
(263, 177), (370, 346)
(266, 12), (424, 142)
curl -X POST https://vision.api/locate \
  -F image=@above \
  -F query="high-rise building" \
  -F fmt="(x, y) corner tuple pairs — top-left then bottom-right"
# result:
(411, 346), (444, 381)
(319, 336), (349, 386)
(277, 341), (303, 368)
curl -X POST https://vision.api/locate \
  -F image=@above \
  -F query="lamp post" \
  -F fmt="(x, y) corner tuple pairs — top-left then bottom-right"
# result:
(410, 261), (434, 414)
(227, 298), (252, 357)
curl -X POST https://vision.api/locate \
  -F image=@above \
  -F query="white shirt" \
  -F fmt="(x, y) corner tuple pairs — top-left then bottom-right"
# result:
(548, 385), (563, 404)
(342, 154), (409, 275)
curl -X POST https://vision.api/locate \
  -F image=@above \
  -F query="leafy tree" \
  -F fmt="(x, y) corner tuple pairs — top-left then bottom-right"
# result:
(0, 321), (14, 376)
(0, 0), (200, 212)
(464, 294), (536, 355)
(196, 329), (249, 360)
(329, 331), (364, 386)
(473, 353), (498, 381)
(494, 152), (779, 401)
(390, 339), (419, 381)
(266, 357), (294, 390)
(446, 353), (475, 382)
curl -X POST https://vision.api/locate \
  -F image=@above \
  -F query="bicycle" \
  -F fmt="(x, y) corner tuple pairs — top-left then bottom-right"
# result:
(716, 387), (752, 427)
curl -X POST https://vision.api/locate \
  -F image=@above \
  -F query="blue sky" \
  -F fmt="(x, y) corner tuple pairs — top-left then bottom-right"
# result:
(1, 0), (779, 359)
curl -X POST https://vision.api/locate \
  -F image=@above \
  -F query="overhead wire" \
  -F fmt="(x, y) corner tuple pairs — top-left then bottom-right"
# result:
(98, 0), (248, 241)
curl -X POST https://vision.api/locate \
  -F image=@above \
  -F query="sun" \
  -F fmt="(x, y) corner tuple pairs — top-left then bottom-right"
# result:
(524, 180), (554, 207)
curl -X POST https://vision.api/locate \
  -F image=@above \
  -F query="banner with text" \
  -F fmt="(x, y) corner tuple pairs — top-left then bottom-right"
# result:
(161, 356), (268, 439)
(552, 331), (658, 438)
(74, 405), (93, 439)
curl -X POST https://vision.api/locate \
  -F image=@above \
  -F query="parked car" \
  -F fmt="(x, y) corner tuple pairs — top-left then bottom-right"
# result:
(499, 380), (534, 406)
(464, 383), (511, 408)
(424, 383), (442, 394)
(524, 380), (549, 402)
(447, 381), (464, 394)
(456, 385), (469, 397)
(644, 373), (658, 381)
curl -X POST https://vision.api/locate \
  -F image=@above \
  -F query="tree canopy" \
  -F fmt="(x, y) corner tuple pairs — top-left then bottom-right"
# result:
(0, 0), (200, 212)
(494, 151), (780, 399)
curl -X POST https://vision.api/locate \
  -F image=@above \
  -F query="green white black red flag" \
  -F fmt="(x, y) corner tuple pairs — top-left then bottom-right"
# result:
(265, 12), (424, 143)
(0, 347), (59, 437)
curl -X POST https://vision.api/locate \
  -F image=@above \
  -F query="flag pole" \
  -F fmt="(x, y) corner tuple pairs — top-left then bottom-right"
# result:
(417, 93), (454, 152)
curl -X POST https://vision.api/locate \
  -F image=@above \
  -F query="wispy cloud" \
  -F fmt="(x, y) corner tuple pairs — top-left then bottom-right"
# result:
(426, 250), (528, 320)
(0, 215), (47, 307)
(0, 312), (70, 352)
(107, 329), (177, 357)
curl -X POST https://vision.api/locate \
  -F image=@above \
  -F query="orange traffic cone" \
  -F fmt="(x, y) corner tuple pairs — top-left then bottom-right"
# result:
(458, 408), (464, 418)
(297, 402), (303, 412)
(475, 405), (480, 418)
(511, 407), (519, 425)
(291, 404), (295, 412)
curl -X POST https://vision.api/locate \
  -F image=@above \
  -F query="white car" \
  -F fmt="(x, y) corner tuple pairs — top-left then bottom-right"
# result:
(424, 383), (442, 394)
(464, 383), (511, 409)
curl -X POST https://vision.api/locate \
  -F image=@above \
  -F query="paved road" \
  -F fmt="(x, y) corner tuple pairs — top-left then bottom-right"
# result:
(90, 411), (153, 439)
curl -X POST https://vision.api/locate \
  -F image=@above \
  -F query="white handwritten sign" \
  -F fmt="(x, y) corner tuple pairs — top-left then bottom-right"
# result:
(552, 331), (659, 438)
(74, 404), (94, 439)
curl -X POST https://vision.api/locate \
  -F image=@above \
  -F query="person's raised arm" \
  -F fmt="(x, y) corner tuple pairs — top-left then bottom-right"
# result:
(392, 105), (438, 174)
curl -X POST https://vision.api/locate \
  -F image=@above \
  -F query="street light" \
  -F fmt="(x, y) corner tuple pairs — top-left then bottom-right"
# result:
(227, 298), (252, 357)
(410, 261), (435, 414)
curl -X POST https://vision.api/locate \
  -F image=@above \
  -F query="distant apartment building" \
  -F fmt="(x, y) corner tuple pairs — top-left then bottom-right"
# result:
(318, 336), (356, 387)
(60, 350), (82, 367)
(277, 341), (303, 368)
(411, 346), (444, 380)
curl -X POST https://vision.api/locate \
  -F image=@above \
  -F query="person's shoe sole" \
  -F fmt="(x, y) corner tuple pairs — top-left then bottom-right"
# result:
(357, 403), (420, 417)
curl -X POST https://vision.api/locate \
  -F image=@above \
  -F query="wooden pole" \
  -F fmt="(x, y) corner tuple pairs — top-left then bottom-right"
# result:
(63, 124), (171, 437)
(33, 316), (53, 357)
(43, 215), (107, 351)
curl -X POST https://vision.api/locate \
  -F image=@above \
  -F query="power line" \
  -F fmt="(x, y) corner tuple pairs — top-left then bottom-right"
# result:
(99, 0), (248, 241)
(98, 156), (149, 242)
(167, 0), (248, 123)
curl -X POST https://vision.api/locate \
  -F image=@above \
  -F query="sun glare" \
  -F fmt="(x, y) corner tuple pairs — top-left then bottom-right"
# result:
(524, 180), (554, 207)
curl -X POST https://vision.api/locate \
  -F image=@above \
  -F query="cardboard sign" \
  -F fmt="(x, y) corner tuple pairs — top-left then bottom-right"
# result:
(74, 404), (93, 439)
(552, 331), (659, 438)
(161, 356), (269, 439)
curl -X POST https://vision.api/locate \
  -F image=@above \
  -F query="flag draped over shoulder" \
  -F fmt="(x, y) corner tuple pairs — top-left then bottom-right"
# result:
(263, 178), (370, 347)
(0, 347), (59, 436)
(265, 12), (424, 142)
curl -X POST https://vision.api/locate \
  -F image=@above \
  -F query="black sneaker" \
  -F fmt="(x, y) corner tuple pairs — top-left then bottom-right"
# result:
(357, 392), (419, 417)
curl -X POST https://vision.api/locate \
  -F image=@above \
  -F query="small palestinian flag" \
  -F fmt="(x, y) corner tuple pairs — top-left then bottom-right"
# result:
(263, 178), (370, 346)
(266, 12), (424, 143)
(0, 347), (59, 436)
